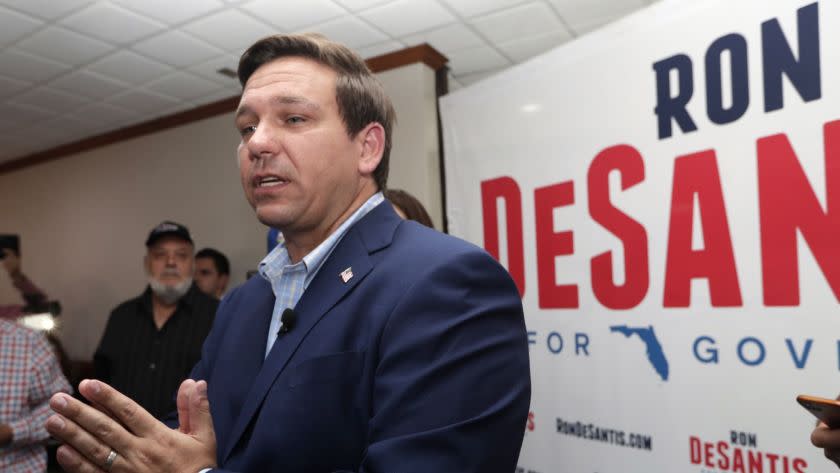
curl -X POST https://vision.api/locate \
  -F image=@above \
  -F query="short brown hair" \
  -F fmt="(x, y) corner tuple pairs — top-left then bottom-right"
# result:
(238, 33), (396, 190)
(384, 189), (434, 228)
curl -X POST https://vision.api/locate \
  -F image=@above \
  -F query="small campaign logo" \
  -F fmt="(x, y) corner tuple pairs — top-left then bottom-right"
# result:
(556, 417), (653, 452)
(689, 430), (807, 472)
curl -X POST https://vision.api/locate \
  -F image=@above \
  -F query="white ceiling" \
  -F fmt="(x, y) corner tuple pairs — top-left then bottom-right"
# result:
(0, 0), (659, 165)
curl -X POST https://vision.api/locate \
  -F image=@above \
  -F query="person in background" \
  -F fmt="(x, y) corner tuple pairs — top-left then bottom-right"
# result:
(92, 221), (218, 419)
(0, 248), (48, 319)
(47, 33), (529, 473)
(0, 317), (71, 472)
(194, 248), (230, 300)
(383, 188), (435, 228)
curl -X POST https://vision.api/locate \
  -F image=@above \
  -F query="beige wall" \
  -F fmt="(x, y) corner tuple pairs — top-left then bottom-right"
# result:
(0, 61), (442, 360)
(378, 62), (443, 229)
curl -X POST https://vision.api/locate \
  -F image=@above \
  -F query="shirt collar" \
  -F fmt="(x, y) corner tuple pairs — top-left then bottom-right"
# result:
(259, 192), (385, 286)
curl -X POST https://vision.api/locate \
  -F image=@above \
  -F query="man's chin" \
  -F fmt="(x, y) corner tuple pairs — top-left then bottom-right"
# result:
(255, 207), (294, 228)
(158, 279), (186, 287)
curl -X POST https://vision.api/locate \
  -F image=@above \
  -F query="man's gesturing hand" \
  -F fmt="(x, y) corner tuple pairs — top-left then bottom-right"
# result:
(46, 379), (217, 473)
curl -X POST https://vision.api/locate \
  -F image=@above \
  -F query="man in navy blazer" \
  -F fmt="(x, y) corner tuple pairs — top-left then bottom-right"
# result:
(47, 33), (530, 473)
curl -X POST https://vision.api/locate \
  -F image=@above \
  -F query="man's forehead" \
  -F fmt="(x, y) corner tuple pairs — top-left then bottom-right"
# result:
(243, 56), (336, 90)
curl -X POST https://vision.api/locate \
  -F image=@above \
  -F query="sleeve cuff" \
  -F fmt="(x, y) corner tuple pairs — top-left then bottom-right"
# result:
(6, 417), (30, 447)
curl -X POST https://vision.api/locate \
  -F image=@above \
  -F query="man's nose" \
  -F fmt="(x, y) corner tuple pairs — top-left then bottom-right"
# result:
(247, 124), (280, 160)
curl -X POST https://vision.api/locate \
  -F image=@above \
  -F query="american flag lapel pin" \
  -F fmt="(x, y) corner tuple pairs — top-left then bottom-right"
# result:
(340, 267), (354, 283)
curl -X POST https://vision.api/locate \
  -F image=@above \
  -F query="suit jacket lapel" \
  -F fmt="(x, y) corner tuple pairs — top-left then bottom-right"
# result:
(214, 278), (274, 458)
(221, 202), (399, 463)
(230, 278), (275, 392)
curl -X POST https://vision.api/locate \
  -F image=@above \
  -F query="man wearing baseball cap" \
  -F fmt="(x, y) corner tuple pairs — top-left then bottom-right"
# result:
(92, 221), (218, 419)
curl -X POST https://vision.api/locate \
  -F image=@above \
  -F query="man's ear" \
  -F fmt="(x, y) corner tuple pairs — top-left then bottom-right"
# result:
(220, 274), (230, 292)
(357, 122), (385, 177)
(143, 254), (151, 274)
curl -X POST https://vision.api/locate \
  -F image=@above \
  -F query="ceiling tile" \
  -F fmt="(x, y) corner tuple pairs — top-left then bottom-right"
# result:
(439, 0), (526, 18)
(0, 76), (32, 100)
(454, 67), (502, 85)
(332, 0), (391, 11)
(9, 86), (90, 113)
(60, 3), (165, 44)
(18, 132), (73, 152)
(471, 2), (566, 44)
(446, 45), (509, 75)
(0, 119), (21, 134)
(145, 72), (225, 101)
(89, 50), (175, 85)
(307, 16), (388, 49)
(188, 88), (239, 107)
(0, 5), (42, 48)
(183, 10), (277, 53)
(361, 0), (456, 37)
(73, 102), (139, 127)
(402, 23), (484, 55)
(219, 80), (246, 95)
(16, 26), (114, 66)
(550, 0), (646, 17)
(0, 102), (53, 125)
(566, 10), (636, 35)
(0, 49), (70, 82)
(549, 0), (646, 34)
(0, 0), (92, 20)
(132, 30), (224, 68)
(356, 40), (405, 59)
(48, 70), (128, 100)
(128, 103), (193, 124)
(446, 72), (462, 90)
(39, 115), (99, 138)
(0, 129), (25, 141)
(0, 118), (21, 134)
(497, 30), (571, 62)
(0, 0), (656, 160)
(186, 54), (242, 85)
(106, 90), (182, 115)
(112, 0), (225, 25)
(243, 0), (346, 30)
(0, 135), (29, 161)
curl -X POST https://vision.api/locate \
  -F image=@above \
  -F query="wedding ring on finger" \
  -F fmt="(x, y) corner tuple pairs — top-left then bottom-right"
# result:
(104, 449), (118, 471)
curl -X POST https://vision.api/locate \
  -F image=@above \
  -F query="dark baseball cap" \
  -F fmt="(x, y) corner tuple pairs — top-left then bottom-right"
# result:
(145, 221), (194, 247)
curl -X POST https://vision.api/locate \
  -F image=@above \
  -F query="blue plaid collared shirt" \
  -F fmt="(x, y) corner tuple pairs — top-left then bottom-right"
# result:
(259, 192), (385, 357)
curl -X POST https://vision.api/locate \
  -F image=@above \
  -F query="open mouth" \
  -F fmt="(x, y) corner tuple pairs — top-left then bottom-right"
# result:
(254, 175), (288, 188)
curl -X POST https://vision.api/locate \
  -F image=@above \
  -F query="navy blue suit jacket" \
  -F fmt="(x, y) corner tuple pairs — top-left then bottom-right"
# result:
(191, 202), (530, 472)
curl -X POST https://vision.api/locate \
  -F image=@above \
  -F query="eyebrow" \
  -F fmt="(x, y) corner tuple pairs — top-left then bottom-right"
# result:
(235, 96), (321, 120)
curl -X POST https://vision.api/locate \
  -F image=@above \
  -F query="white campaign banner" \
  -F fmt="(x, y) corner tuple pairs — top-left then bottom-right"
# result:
(441, 0), (840, 471)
